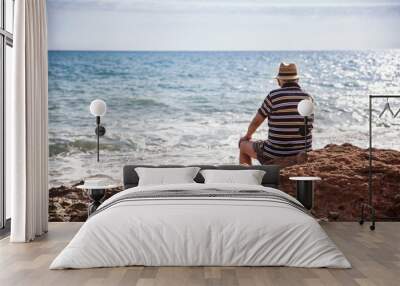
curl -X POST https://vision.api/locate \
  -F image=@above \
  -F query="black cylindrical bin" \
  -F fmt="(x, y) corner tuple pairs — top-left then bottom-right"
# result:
(296, 181), (314, 210)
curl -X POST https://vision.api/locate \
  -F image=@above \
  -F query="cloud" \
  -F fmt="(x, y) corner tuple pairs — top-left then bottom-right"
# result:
(47, 0), (400, 50)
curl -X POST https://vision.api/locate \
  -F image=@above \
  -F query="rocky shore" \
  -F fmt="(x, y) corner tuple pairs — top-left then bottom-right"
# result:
(49, 183), (122, 222)
(49, 143), (400, 222)
(276, 143), (400, 221)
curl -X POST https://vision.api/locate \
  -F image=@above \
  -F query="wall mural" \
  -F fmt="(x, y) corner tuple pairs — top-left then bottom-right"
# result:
(47, 1), (400, 222)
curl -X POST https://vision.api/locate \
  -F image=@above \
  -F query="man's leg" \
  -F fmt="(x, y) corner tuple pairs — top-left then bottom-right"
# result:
(239, 141), (258, 165)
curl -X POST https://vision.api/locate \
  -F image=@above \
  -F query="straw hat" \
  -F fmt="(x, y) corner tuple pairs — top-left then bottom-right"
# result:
(276, 62), (299, 80)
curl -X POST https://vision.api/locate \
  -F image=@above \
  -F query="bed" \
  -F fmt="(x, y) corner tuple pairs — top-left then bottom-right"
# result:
(50, 165), (350, 269)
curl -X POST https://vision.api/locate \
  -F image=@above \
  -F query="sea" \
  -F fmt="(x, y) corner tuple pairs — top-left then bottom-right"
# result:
(48, 50), (400, 186)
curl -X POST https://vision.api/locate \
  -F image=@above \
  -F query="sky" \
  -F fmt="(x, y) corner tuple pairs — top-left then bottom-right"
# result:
(47, 0), (400, 51)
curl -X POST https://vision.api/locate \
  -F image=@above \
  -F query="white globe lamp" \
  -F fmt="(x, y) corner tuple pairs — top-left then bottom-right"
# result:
(89, 99), (107, 162)
(297, 99), (314, 117)
(297, 99), (314, 160)
(90, 99), (107, 117)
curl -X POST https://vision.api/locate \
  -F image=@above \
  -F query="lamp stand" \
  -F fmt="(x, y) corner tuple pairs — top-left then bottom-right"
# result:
(304, 116), (308, 161)
(96, 116), (100, 162)
(95, 116), (106, 162)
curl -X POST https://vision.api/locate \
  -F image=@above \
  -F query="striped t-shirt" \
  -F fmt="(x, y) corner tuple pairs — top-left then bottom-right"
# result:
(257, 82), (313, 159)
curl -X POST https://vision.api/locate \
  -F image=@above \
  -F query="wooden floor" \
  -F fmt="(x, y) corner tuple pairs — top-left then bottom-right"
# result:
(0, 222), (399, 286)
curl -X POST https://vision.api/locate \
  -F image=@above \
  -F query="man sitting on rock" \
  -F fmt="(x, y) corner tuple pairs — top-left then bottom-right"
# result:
(239, 62), (313, 165)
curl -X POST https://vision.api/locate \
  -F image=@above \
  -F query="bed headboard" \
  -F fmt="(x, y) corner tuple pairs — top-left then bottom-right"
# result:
(123, 165), (281, 190)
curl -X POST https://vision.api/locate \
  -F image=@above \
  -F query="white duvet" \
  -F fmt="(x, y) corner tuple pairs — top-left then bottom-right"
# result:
(50, 183), (351, 269)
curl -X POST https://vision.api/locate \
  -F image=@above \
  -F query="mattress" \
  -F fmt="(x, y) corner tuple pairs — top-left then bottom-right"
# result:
(50, 183), (351, 269)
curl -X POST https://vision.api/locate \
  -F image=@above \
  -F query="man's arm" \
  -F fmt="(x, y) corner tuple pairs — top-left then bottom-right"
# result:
(239, 93), (271, 147)
(243, 113), (266, 140)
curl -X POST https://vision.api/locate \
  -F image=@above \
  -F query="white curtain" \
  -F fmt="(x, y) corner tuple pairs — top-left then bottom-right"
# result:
(9, 0), (49, 242)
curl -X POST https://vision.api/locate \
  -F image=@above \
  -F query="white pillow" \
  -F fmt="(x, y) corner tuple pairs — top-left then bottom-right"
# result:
(200, 169), (266, 185)
(135, 167), (200, 186)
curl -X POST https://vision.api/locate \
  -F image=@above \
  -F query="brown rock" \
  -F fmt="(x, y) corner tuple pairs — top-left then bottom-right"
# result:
(49, 186), (123, 222)
(328, 211), (340, 221)
(272, 144), (400, 221)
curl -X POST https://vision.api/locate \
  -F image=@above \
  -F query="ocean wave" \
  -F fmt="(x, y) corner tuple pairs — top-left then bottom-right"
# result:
(92, 70), (130, 77)
(49, 139), (122, 157)
(126, 98), (170, 109)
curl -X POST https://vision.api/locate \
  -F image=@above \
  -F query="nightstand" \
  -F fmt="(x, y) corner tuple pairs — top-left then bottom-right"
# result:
(77, 184), (118, 216)
(289, 177), (321, 210)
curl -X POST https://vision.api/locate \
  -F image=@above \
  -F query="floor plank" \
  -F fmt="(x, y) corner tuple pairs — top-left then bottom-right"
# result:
(0, 222), (399, 286)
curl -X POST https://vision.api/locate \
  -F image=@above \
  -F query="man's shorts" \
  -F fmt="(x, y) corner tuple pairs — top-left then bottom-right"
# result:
(252, 140), (274, 165)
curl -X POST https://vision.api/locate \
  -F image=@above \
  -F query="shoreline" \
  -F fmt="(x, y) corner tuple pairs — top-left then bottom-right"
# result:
(49, 143), (400, 222)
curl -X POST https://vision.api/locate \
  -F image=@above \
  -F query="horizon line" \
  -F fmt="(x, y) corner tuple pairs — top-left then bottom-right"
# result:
(48, 48), (400, 52)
